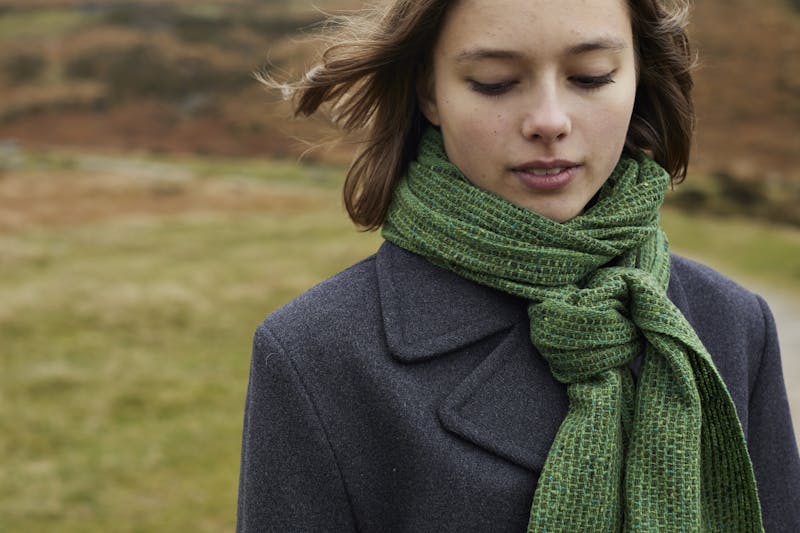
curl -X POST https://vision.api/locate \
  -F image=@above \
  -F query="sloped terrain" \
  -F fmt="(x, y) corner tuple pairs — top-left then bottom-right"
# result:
(0, 0), (797, 220)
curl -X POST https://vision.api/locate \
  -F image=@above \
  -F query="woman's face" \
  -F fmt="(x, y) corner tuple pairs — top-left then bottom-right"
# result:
(419, 0), (638, 222)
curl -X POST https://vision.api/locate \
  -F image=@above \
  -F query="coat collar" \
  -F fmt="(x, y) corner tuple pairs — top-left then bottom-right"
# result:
(376, 240), (691, 363)
(376, 241), (529, 362)
(375, 240), (692, 472)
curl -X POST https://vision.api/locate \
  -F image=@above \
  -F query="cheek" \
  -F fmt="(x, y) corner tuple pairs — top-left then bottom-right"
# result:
(442, 111), (510, 183)
(594, 110), (629, 141)
(443, 102), (510, 154)
(587, 96), (635, 152)
(437, 85), (509, 136)
(460, 110), (513, 161)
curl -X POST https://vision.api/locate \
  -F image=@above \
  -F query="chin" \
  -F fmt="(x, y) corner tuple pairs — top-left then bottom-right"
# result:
(526, 205), (580, 223)
(506, 191), (585, 222)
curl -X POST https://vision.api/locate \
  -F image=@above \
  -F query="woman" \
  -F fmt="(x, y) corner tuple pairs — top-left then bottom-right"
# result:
(237, 0), (800, 531)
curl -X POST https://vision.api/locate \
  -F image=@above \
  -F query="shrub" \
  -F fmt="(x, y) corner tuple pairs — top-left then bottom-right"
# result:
(713, 170), (768, 208)
(65, 45), (253, 101)
(4, 53), (46, 84)
(667, 187), (709, 212)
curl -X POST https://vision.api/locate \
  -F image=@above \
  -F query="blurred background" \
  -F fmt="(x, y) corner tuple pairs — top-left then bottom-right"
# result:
(0, 0), (798, 531)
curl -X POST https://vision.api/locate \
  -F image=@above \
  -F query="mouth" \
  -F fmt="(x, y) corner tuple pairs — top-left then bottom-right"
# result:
(511, 160), (581, 191)
(525, 167), (571, 176)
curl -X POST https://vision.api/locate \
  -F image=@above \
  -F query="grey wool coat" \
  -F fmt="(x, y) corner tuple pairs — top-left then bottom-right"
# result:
(237, 241), (800, 532)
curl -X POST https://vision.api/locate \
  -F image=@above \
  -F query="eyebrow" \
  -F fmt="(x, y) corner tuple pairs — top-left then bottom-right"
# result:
(455, 49), (522, 63)
(454, 37), (628, 63)
(567, 38), (628, 55)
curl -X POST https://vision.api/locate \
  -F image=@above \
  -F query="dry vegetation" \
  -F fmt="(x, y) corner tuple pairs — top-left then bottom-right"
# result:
(0, 0), (357, 161)
(0, 148), (383, 532)
(1, 3), (797, 531)
(0, 0), (798, 217)
(1, 147), (798, 532)
(690, 0), (800, 175)
(0, 147), (348, 232)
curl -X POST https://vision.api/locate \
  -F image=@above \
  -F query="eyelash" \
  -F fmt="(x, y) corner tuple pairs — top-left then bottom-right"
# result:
(468, 73), (616, 97)
(571, 73), (616, 90)
(468, 80), (517, 96)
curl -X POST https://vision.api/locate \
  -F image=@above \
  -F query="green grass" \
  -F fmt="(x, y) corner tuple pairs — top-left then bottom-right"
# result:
(0, 10), (101, 41)
(1, 153), (798, 531)
(15, 147), (345, 191)
(0, 181), (382, 531)
(662, 208), (800, 294)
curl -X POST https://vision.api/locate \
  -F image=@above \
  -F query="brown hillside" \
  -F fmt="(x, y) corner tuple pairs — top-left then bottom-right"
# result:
(690, 0), (800, 178)
(0, 0), (797, 188)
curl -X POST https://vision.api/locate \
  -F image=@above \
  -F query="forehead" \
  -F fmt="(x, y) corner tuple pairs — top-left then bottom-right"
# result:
(437, 0), (633, 57)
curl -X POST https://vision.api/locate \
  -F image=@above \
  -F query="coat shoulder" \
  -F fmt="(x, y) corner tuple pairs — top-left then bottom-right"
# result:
(255, 252), (382, 360)
(670, 253), (764, 321)
(669, 254), (771, 402)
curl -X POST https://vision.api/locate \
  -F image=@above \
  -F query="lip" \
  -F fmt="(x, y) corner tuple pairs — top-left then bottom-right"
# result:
(511, 160), (582, 191)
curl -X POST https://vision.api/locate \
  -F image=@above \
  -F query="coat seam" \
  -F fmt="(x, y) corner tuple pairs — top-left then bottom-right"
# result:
(236, 350), (255, 531)
(264, 327), (361, 532)
(748, 294), (771, 411)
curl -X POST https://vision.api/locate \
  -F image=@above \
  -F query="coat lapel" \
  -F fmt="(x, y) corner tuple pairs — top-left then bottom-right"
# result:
(376, 241), (522, 361)
(376, 241), (567, 472)
(375, 241), (694, 473)
(437, 323), (569, 471)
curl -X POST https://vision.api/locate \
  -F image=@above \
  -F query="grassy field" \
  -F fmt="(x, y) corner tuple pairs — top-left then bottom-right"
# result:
(0, 154), (381, 531)
(662, 209), (800, 292)
(1, 151), (798, 531)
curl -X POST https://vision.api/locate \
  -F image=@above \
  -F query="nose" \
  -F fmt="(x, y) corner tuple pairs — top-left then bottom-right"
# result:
(520, 85), (571, 143)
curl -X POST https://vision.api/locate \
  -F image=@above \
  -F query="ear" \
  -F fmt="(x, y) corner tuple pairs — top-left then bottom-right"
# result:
(416, 67), (440, 126)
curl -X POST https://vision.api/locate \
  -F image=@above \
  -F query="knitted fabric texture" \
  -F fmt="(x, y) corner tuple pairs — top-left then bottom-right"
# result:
(381, 128), (763, 532)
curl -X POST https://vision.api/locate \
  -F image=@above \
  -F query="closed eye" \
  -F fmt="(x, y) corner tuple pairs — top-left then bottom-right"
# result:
(468, 80), (518, 96)
(570, 72), (616, 89)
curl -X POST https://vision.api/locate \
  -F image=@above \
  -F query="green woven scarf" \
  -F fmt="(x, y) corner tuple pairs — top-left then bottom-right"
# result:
(381, 128), (763, 532)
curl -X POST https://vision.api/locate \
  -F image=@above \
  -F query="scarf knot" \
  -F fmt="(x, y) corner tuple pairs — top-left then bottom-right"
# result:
(382, 127), (763, 532)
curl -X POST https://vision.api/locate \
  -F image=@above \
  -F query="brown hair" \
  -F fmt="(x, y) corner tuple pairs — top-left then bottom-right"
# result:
(267, 0), (695, 230)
